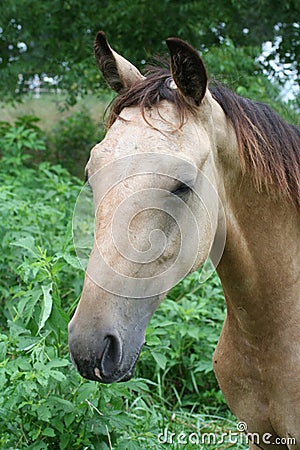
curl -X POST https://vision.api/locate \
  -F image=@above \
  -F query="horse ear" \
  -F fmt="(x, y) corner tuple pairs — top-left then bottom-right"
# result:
(166, 38), (207, 106)
(94, 31), (144, 93)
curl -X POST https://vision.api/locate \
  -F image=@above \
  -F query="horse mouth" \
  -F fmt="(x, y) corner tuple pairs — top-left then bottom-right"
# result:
(93, 351), (141, 383)
(117, 366), (136, 382)
(70, 342), (143, 384)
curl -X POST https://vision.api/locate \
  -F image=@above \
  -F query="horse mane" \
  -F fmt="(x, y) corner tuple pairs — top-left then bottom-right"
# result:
(107, 66), (300, 210)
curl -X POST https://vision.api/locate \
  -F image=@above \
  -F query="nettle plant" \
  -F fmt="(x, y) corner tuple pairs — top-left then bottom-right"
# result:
(0, 116), (46, 167)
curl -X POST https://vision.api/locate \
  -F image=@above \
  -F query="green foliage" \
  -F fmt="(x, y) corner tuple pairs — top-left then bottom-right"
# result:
(0, 108), (105, 178)
(0, 120), (247, 448)
(1, 0), (299, 102)
(204, 40), (300, 125)
(48, 108), (105, 177)
(0, 116), (46, 167)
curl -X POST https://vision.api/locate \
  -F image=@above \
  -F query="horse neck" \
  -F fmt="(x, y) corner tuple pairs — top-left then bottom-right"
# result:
(214, 114), (300, 337)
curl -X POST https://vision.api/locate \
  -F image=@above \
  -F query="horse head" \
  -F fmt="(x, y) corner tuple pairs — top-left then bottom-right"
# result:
(68, 32), (226, 382)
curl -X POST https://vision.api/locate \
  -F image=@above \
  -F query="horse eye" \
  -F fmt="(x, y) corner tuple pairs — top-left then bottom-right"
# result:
(171, 183), (192, 197)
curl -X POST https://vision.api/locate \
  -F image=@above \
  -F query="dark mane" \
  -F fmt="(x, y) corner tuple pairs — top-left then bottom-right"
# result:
(107, 66), (195, 128)
(107, 66), (300, 210)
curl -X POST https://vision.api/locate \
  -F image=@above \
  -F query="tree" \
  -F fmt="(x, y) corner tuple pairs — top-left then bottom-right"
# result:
(1, 0), (299, 103)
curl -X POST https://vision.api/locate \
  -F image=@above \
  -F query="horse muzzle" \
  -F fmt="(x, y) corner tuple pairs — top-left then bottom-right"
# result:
(68, 322), (144, 383)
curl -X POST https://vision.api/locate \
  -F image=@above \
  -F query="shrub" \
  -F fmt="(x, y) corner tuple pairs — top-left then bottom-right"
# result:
(0, 115), (46, 168)
(48, 108), (104, 178)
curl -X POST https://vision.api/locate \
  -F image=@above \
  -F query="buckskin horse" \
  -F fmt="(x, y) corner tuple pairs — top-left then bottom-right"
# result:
(69, 32), (300, 449)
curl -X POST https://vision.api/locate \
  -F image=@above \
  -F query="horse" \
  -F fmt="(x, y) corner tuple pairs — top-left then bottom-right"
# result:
(68, 31), (300, 449)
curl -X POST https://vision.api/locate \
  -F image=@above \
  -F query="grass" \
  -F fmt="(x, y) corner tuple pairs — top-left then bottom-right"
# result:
(113, 391), (248, 449)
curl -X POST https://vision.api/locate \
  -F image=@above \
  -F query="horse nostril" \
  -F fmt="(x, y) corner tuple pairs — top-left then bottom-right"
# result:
(100, 334), (122, 378)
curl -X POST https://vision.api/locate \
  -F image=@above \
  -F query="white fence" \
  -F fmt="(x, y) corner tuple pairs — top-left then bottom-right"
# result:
(20, 75), (63, 97)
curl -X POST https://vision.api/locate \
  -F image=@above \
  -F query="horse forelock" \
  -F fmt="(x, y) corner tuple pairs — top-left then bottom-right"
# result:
(105, 65), (300, 210)
(106, 65), (196, 129)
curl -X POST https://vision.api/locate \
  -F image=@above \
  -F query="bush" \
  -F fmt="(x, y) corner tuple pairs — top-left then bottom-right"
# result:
(0, 115), (46, 168)
(48, 108), (105, 178)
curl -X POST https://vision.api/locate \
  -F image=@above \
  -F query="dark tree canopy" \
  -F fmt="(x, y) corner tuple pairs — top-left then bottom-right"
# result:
(1, 0), (299, 102)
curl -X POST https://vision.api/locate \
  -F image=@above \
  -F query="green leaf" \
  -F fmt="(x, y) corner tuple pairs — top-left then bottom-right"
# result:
(38, 283), (53, 332)
(50, 397), (74, 413)
(46, 358), (69, 369)
(64, 412), (76, 428)
(77, 382), (98, 403)
(37, 404), (52, 422)
(59, 433), (71, 449)
(42, 427), (56, 437)
(51, 417), (64, 433)
(49, 370), (66, 381)
(0, 339), (7, 361)
(18, 289), (41, 324)
(60, 252), (82, 270)
(151, 352), (167, 370)
(11, 235), (36, 256)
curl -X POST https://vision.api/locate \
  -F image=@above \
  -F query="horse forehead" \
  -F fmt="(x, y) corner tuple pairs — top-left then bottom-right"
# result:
(119, 102), (181, 124)
(89, 107), (209, 171)
(109, 105), (187, 146)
